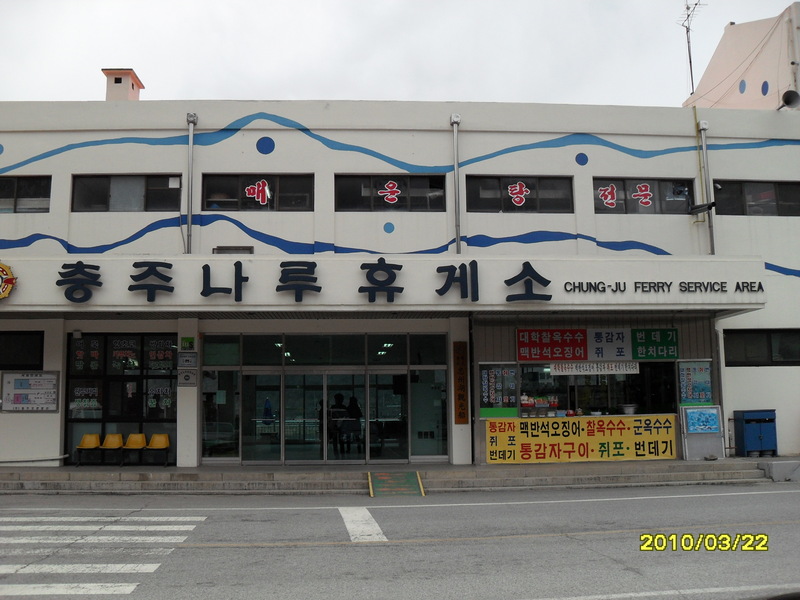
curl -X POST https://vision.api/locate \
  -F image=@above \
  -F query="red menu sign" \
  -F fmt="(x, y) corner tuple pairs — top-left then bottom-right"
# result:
(517, 329), (587, 362)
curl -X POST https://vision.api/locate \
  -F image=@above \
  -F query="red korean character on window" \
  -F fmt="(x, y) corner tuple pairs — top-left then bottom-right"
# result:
(598, 183), (617, 208)
(507, 181), (531, 206)
(378, 181), (401, 204)
(631, 183), (653, 207)
(244, 179), (272, 205)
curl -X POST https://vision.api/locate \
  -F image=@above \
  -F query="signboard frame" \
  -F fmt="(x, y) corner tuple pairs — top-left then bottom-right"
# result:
(1, 371), (60, 413)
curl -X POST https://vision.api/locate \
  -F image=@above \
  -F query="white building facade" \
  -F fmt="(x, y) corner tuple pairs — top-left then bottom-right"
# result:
(1, 75), (798, 467)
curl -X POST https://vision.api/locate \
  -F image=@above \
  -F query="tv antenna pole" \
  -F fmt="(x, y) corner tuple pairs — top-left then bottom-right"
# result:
(681, 1), (705, 94)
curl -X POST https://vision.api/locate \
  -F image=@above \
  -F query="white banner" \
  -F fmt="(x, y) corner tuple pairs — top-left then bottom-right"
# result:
(549, 362), (640, 376)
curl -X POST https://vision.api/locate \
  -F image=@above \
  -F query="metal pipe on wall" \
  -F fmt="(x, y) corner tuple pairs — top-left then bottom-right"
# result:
(186, 113), (198, 255)
(450, 113), (462, 254)
(698, 119), (716, 255)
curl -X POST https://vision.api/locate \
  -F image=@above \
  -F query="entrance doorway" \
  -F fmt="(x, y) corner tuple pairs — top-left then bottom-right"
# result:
(238, 371), (409, 463)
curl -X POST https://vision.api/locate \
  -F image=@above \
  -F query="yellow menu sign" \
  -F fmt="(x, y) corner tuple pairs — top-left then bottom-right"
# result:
(486, 415), (676, 464)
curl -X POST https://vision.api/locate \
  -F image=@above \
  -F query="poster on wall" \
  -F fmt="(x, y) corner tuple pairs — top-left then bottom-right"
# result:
(486, 415), (676, 463)
(680, 405), (725, 460)
(678, 360), (713, 405)
(683, 406), (721, 433)
(479, 364), (518, 417)
(1, 371), (60, 412)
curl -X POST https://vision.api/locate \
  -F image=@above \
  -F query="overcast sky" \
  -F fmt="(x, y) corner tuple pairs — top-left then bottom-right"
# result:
(0, 0), (794, 106)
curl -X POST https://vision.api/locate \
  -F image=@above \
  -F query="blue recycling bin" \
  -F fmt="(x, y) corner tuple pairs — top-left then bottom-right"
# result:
(733, 410), (777, 457)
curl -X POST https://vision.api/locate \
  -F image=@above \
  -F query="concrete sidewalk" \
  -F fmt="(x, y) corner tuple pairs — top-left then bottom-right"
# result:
(1, 457), (797, 494)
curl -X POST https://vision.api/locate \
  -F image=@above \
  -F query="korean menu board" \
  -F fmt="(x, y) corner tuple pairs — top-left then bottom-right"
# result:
(487, 415), (676, 463)
(479, 364), (518, 417)
(517, 328), (678, 362)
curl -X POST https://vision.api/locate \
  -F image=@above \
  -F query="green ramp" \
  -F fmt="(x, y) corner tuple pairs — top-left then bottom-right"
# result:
(368, 471), (425, 497)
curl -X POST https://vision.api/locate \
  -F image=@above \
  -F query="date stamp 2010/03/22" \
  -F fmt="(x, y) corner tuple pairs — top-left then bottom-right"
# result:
(640, 533), (768, 551)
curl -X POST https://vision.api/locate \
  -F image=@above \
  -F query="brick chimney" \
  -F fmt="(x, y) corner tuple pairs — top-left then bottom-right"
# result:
(101, 68), (144, 101)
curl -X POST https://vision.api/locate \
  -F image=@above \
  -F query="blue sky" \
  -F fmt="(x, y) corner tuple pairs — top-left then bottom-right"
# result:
(0, 0), (794, 106)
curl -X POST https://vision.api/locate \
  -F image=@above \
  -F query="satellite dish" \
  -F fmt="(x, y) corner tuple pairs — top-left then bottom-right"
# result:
(778, 89), (800, 110)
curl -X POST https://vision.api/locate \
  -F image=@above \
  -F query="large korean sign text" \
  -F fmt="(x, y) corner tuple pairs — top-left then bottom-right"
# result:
(486, 415), (676, 463)
(517, 328), (678, 362)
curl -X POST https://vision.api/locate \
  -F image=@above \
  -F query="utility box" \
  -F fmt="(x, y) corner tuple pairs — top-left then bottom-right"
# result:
(733, 410), (777, 457)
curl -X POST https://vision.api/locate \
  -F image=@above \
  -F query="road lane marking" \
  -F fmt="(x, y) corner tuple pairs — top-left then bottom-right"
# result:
(0, 535), (187, 544)
(0, 564), (159, 574)
(1, 547), (174, 556)
(0, 525), (195, 531)
(338, 507), (388, 542)
(0, 583), (137, 595)
(0, 487), (798, 514)
(0, 516), (206, 522)
(529, 583), (800, 600)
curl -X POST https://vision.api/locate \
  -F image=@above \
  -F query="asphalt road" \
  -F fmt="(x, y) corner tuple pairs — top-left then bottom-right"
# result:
(1, 482), (799, 600)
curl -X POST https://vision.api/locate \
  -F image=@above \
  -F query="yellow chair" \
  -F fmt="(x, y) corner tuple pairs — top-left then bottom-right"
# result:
(99, 433), (124, 465)
(144, 433), (170, 467)
(121, 433), (147, 466)
(75, 433), (100, 466)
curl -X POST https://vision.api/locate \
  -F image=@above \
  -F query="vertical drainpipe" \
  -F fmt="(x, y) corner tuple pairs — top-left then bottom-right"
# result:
(450, 113), (462, 254)
(186, 113), (199, 255)
(698, 119), (716, 255)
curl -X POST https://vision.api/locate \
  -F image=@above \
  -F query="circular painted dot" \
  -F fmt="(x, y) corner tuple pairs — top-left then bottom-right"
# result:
(256, 137), (275, 154)
(383, 222), (395, 234)
(761, 81), (770, 96)
(0, 144), (4, 155)
(739, 80), (747, 94)
(575, 152), (588, 166)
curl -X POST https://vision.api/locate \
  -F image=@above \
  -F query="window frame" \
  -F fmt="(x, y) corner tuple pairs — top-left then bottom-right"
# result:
(466, 175), (574, 213)
(724, 329), (800, 366)
(714, 180), (800, 216)
(72, 175), (182, 212)
(0, 331), (44, 370)
(0, 176), (52, 213)
(335, 175), (446, 212)
(593, 178), (693, 214)
(202, 174), (314, 212)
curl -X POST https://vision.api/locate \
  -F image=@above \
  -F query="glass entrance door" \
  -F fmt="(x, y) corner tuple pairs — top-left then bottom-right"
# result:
(237, 371), (408, 463)
(242, 373), (281, 462)
(369, 373), (409, 461)
(282, 372), (367, 463)
(284, 374), (323, 461)
(326, 373), (366, 462)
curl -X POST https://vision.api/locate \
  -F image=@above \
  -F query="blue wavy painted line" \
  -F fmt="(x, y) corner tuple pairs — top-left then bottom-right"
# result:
(765, 262), (800, 278)
(3, 217), (800, 278)
(464, 231), (672, 255)
(4, 111), (800, 175)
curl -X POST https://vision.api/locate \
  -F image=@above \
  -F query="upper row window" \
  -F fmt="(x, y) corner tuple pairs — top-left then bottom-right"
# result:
(724, 329), (800, 366)
(714, 181), (800, 216)
(335, 175), (445, 211)
(594, 179), (692, 214)
(0, 176), (51, 213)
(204, 174), (314, 211)
(466, 176), (573, 213)
(73, 175), (181, 212)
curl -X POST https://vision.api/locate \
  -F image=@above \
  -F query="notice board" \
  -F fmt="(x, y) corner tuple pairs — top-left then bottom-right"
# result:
(1, 371), (60, 412)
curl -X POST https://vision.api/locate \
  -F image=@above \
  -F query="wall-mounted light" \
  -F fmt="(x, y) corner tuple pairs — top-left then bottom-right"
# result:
(689, 202), (716, 215)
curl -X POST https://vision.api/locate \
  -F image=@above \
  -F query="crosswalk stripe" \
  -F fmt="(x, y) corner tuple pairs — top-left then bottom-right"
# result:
(0, 517), (206, 522)
(0, 535), (187, 544)
(0, 525), (195, 531)
(0, 583), (137, 595)
(338, 507), (388, 542)
(0, 564), (159, 574)
(1, 547), (174, 556)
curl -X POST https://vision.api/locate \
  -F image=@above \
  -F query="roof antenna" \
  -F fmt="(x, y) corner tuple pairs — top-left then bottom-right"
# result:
(680, 1), (705, 94)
